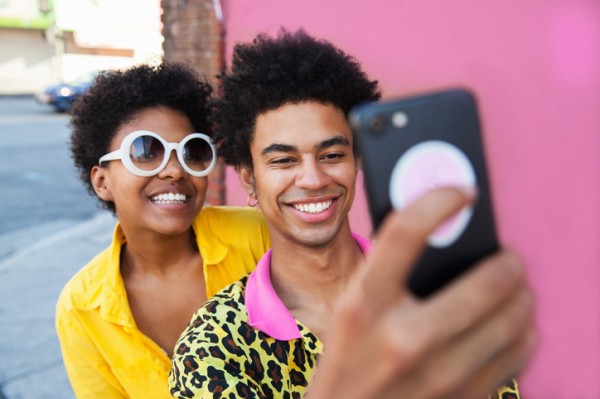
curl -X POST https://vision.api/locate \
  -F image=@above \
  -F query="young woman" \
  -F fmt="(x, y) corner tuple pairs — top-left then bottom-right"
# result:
(55, 62), (270, 398)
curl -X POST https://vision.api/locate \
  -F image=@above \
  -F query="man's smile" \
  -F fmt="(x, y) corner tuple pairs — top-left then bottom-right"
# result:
(292, 200), (333, 214)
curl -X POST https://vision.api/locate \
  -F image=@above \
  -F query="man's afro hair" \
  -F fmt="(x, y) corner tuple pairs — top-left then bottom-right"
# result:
(211, 28), (381, 169)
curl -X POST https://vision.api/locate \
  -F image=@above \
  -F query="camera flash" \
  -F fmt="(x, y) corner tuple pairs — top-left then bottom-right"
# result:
(392, 111), (408, 128)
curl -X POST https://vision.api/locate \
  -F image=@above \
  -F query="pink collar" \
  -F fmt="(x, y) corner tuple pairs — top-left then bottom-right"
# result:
(245, 233), (372, 340)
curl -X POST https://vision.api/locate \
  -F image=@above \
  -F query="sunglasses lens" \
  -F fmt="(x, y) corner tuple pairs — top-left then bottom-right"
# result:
(182, 137), (213, 172)
(129, 135), (165, 171)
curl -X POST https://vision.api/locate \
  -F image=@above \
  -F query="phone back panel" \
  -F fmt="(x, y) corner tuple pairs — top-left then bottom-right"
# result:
(350, 89), (498, 297)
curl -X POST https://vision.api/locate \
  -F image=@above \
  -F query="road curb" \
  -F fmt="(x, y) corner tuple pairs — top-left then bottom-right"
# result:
(0, 213), (115, 272)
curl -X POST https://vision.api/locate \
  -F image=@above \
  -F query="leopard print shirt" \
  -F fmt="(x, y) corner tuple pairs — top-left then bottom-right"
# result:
(169, 276), (522, 399)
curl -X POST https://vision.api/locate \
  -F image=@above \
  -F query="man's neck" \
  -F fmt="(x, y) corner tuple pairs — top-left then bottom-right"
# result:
(268, 227), (365, 339)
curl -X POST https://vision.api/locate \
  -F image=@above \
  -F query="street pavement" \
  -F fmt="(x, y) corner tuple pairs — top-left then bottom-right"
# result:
(0, 213), (115, 399)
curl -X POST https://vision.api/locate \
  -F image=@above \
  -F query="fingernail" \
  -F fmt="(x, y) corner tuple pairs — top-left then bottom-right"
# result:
(457, 185), (478, 199)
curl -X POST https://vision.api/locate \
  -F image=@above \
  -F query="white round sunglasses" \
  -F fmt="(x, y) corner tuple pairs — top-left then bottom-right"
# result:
(98, 130), (217, 177)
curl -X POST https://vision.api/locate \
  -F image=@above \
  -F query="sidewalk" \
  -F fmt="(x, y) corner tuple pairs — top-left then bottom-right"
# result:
(0, 213), (115, 399)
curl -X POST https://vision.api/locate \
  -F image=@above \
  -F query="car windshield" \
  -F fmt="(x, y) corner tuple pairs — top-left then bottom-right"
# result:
(69, 71), (99, 85)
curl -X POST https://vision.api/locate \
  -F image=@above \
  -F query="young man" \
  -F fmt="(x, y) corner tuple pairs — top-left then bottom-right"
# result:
(169, 29), (534, 399)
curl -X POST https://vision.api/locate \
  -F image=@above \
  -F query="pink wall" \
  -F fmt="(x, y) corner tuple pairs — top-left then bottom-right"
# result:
(221, 1), (600, 397)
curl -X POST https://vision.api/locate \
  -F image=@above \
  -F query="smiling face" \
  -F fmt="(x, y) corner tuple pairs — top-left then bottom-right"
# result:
(91, 106), (208, 238)
(240, 101), (358, 249)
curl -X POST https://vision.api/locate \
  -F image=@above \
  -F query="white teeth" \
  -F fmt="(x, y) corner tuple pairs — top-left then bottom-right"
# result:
(152, 193), (187, 204)
(293, 200), (332, 214)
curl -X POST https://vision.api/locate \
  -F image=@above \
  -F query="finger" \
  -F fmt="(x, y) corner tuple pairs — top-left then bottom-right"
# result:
(422, 249), (527, 345)
(379, 284), (535, 399)
(410, 287), (534, 397)
(383, 250), (526, 365)
(448, 328), (536, 399)
(362, 186), (476, 314)
(356, 251), (529, 397)
(385, 333), (534, 399)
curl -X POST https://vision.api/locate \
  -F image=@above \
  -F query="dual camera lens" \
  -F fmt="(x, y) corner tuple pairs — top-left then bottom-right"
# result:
(368, 111), (408, 133)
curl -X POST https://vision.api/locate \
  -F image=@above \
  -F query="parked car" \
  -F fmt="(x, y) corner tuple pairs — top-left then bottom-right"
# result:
(35, 71), (100, 112)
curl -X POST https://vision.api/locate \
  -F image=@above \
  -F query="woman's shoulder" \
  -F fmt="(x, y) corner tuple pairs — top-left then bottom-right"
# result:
(196, 206), (267, 232)
(200, 206), (263, 220)
(56, 245), (115, 312)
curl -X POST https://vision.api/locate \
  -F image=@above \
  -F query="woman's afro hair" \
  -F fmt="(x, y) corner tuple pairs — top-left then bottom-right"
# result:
(69, 62), (213, 213)
(211, 28), (381, 169)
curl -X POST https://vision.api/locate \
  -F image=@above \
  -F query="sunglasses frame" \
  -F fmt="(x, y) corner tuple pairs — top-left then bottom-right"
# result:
(99, 130), (217, 177)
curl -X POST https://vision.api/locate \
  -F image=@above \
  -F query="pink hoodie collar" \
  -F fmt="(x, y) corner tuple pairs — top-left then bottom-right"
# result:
(245, 233), (372, 340)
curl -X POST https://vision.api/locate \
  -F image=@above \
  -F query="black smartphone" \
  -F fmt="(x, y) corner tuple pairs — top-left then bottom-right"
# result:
(349, 89), (499, 297)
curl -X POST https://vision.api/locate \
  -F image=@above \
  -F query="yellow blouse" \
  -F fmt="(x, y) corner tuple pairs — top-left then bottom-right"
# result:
(55, 206), (270, 399)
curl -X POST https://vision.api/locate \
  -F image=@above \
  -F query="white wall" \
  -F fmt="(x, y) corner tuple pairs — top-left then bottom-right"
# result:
(0, 29), (55, 94)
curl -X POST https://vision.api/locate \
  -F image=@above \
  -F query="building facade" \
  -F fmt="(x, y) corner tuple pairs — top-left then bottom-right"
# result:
(0, 0), (163, 94)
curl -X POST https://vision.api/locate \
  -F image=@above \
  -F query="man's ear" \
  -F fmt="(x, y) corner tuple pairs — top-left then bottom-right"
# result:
(238, 166), (256, 196)
(91, 165), (114, 201)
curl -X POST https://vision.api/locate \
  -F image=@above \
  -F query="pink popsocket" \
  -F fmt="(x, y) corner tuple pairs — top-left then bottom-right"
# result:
(389, 140), (476, 247)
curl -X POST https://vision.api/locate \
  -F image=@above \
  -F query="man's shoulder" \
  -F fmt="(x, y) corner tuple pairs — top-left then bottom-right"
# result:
(199, 276), (250, 322)
(174, 276), (255, 357)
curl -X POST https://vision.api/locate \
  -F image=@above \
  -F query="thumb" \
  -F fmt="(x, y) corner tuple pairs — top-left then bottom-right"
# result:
(361, 186), (476, 314)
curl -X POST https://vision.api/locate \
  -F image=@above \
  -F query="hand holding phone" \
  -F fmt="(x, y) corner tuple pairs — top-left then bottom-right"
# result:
(349, 89), (499, 297)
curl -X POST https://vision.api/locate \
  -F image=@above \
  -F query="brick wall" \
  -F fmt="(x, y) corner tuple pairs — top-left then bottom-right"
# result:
(161, 0), (226, 205)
